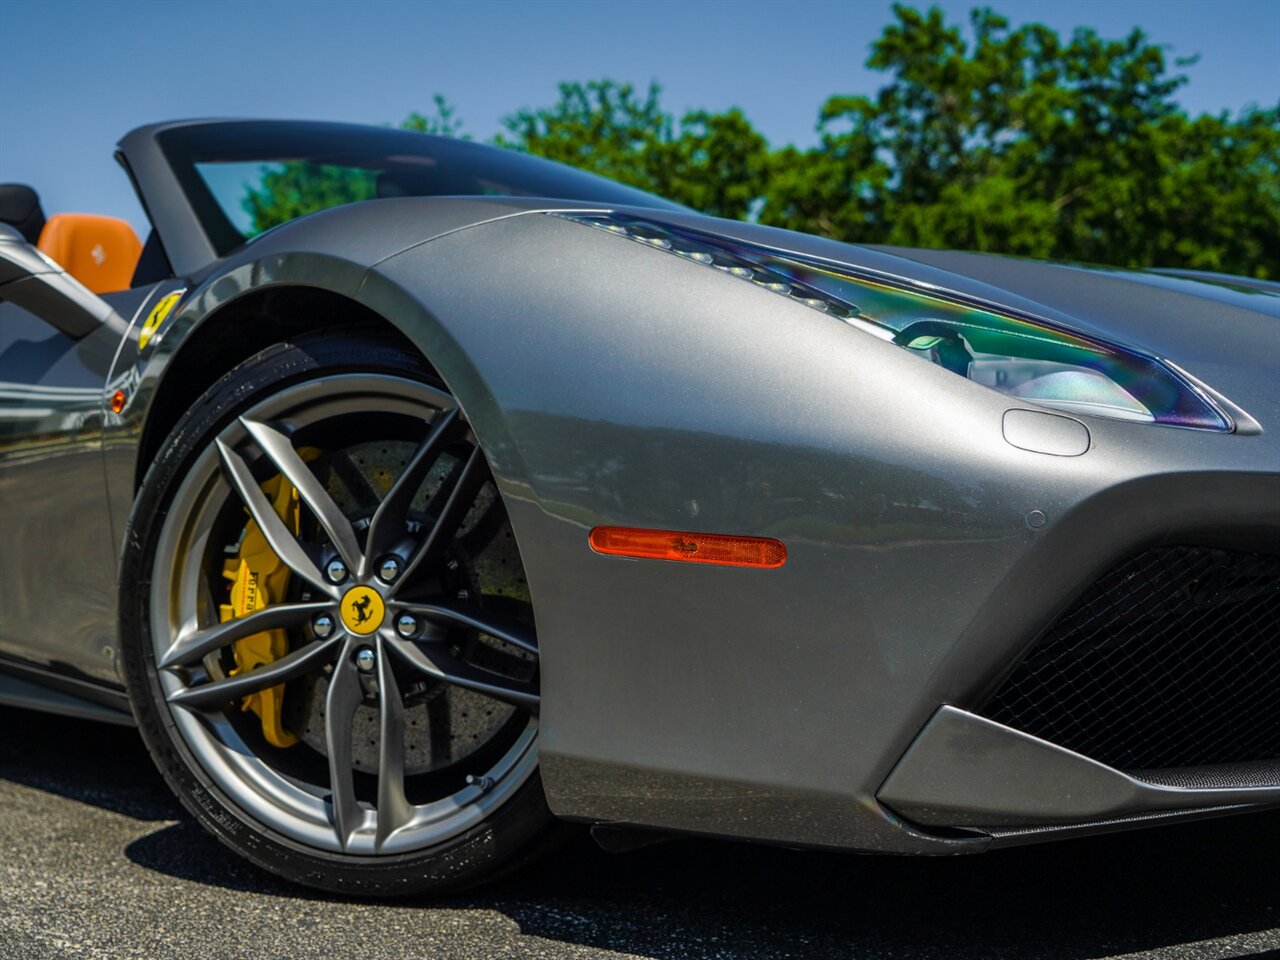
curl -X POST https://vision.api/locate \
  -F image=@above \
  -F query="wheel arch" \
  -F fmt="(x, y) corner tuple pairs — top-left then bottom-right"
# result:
(131, 252), (530, 501)
(135, 283), (402, 488)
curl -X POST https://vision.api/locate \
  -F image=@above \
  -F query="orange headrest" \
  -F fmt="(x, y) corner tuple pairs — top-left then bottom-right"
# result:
(37, 213), (142, 294)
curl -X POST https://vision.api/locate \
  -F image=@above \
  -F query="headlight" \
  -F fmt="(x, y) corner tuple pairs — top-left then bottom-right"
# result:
(554, 212), (1231, 432)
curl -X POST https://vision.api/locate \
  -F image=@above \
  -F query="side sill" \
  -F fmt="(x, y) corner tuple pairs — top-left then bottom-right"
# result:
(977, 804), (1269, 849)
(878, 706), (1280, 828)
(0, 668), (135, 727)
(541, 752), (989, 854)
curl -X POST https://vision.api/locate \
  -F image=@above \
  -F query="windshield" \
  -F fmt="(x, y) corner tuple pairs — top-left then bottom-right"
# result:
(156, 121), (684, 256)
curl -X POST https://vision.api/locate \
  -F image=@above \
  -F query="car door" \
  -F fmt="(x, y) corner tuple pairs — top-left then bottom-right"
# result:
(0, 224), (152, 685)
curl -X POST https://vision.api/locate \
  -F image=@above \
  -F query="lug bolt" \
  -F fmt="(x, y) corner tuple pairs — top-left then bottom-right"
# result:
(312, 614), (335, 639)
(378, 557), (402, 583)
(354, 646), (376, 673)
(325, 559), (348, 584)
(395, 614), (419, 639)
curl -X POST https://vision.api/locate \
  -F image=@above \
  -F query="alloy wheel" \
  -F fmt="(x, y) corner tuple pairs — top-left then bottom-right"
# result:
(149, 373), (539, 855)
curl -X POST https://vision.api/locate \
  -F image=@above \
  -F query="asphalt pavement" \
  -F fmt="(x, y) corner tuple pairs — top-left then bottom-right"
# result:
(1, 704), (1278, 959)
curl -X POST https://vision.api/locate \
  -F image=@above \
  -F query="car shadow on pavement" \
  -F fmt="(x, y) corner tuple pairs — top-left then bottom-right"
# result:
(4, 705), (1279, 959)
(0, 704), (181, 822)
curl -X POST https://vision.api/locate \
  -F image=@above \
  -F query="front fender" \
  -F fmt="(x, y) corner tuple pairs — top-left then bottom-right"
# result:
(366, 212), (1046, 853)
(103, 196), (552, 534)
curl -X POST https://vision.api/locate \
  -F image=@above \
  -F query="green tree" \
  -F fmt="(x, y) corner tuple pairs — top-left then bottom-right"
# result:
(499, 80), (770, 219)
(649, 109), (771, 219)
(1146, 107), (1280, 275)
(499, 80), (667, 187)
(757, 5), (1279, 277)
(401, 94), (468, 138)
(761, 98), (889, 240)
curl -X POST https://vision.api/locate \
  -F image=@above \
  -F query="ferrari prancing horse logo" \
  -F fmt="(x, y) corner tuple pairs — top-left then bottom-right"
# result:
(340, 586), (385, 635)
(138, 289), (185, 351)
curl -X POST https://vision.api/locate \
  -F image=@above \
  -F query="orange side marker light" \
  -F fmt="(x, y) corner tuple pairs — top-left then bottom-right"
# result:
(110, 389), (127, 414)
(589, 526), (786, 569)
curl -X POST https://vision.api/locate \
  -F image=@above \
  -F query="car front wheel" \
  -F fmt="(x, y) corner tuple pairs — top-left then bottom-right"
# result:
(120, 329), (556, 896)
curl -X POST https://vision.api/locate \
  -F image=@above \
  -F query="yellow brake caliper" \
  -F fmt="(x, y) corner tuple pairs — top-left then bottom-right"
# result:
(218, 454), (319, 748)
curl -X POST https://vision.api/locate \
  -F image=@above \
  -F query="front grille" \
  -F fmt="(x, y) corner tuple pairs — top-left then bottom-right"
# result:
(981, 546), (1280, 771)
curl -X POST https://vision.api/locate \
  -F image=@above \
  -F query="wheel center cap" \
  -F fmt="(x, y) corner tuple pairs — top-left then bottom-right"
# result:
(339, 586), (385, 635)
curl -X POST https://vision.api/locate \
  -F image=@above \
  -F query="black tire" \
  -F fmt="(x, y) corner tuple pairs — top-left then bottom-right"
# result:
(119, 328), (560, 896)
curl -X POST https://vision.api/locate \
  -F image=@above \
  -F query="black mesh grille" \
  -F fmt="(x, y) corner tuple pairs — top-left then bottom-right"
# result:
(981, 546), (1280, 771)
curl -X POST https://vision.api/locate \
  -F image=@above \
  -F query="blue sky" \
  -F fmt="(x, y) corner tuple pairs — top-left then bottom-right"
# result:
(2, 0), (1277, 236)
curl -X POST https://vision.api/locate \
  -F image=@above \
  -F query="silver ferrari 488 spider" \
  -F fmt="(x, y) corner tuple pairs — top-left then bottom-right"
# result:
(0, 119), (1276, 894)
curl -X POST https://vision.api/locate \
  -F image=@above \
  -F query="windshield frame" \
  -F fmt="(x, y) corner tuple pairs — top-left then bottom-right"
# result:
(129, 119), (683, 265)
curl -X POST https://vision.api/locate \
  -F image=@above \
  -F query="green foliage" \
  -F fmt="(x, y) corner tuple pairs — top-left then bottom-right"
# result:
(401, 94), (468, 139)
(243, 163), (377, 235)
(498, 81), (769, 219)
(498, 80), (666, 185)
(649, 109), (771, 220)
(493, 6), (1278, 277)
(754, 4), (1280, 277)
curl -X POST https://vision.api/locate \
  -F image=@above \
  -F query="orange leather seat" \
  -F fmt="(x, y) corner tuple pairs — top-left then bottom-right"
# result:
(37, 213), (142, 294)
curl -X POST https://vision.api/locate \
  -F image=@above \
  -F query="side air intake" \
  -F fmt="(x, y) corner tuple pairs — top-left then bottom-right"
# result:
(981, 546), (1280, 771)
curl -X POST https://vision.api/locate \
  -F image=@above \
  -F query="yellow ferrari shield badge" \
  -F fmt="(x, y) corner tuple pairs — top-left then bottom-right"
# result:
(138, 289), (184, 351)
(340, 586), (385, 635)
